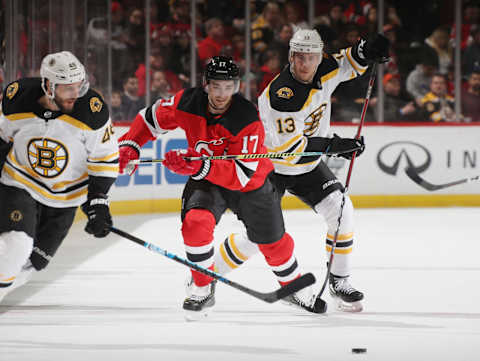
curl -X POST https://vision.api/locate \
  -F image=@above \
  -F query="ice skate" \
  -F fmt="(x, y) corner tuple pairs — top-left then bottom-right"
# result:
(282, 286), (327, 314)
(329, 274), (363, 312)
(183, 277), (216, 321)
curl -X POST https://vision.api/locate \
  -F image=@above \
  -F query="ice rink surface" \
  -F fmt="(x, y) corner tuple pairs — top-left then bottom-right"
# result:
(1, 207), (480, 361)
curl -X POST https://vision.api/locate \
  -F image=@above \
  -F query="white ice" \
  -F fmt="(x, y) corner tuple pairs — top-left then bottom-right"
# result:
(1, 207), (480, 361)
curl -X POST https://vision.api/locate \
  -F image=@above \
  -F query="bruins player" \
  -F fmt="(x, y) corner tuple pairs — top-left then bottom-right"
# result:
(0, 51), (118, 303)
(214, 29), (389, 312)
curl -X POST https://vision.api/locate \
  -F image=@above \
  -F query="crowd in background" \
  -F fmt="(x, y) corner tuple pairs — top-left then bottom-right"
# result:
(1, 0), (480, 123)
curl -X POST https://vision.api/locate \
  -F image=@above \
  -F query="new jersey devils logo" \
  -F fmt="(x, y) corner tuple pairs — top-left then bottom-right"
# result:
(194, 138), (226, 156)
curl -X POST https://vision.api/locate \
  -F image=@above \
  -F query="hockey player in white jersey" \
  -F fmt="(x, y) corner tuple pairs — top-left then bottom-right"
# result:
(214, 29), (389, 312)
(0, 51), (119, 303)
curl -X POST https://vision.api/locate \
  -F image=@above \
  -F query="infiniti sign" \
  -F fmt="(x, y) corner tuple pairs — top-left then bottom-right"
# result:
(377, 141), (431, 176)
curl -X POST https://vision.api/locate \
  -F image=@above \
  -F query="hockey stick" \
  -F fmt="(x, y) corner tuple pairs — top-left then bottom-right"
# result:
(405, 167), (480, 191)
(110, 226), (316, 303)
(317, 63), (377, 299)
(128, 147), (363, 165)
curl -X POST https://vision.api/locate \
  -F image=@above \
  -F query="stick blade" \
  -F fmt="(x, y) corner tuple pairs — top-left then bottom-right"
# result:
(262, 273), (316, 303)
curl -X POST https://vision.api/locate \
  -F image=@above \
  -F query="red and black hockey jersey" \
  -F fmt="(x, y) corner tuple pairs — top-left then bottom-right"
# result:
(120, 87), (273, 192)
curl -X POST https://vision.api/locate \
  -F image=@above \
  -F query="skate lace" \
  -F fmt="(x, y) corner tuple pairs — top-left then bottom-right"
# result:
(334, 279), (356, 295)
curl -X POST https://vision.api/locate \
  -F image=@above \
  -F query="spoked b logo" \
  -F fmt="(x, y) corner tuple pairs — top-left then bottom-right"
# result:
(377, 141), (431, 176)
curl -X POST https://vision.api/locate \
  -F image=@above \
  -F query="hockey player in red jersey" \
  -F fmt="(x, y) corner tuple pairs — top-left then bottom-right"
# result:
(118, 56), (325, 319)
(0, 51), (118, 303)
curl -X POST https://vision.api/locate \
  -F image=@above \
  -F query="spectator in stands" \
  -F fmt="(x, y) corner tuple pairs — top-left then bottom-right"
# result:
(170, 28), (192, 85)
(123, 7), (146, 67)
(406, 50), (438, 106)
(424, 26), (452, 75)
(462, 68), (480, 122)
(120, 75), (145, 122)
(135, 47), (183, 97)
(283, 1), (308, 30)
(251, 2), (283, 58)
(110, 90), (126, 122)
(336, 23), (361, 50)
(257, 49), (282, 96)
(450, 1), (480, 50)
(374, 73), (417, 122)
(197, 18), (233, 66)
(150, 70), (172, 100)
(463, 27), (480, 77)
(314, 3), (347, 52)
(419, 73), (457, 122)
(269, 23), (294, 69)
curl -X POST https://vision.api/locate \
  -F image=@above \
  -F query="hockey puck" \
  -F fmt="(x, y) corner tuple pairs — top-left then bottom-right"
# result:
(351, 348), (367, 354)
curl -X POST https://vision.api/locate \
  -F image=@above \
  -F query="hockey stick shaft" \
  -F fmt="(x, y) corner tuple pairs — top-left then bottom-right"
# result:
(405, 167), (480, 191)
(317, 63), (377, 298)
(110, 226), (315, 303)
(128, 147), (363, 164)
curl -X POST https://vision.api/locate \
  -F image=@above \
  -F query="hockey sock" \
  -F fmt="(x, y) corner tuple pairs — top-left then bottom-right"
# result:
(258, 232), (300, 286)
(181, 209), (216, 287)
(215, 232), (259, 275)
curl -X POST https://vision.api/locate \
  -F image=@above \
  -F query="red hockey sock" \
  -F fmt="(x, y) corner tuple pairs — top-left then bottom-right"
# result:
(182, 209), (216, 287)
(258, 232), (300, 286)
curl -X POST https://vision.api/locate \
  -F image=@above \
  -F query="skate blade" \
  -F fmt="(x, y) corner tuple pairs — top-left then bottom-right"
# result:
(333, 298), (363, 313)
(183, 308), (213, 322)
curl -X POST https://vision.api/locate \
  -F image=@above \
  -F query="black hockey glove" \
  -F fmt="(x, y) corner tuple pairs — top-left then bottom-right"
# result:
(360, 33), (390, 64)
(329, 134), (365, 160)
(81, 194), (112, 238)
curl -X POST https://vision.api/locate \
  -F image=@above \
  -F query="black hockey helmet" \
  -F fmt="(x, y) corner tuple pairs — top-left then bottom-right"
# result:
(205, 56), (240, 82)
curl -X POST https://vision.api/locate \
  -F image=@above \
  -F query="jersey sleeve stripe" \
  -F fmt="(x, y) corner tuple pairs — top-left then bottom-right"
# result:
(346, 47), (367, 75)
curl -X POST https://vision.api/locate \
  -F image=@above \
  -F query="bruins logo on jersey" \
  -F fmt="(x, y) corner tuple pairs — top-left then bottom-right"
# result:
(27, 138), (69, 178)
(276, 87), (294, 99)
(426, 102), (435, 112)
(304, 103), (327, 136)
(90, 97), (103, 113)
(6, 82), (19, 100)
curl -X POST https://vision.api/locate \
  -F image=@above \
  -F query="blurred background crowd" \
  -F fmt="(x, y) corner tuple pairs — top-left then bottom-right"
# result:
(1, 0), (479, 123)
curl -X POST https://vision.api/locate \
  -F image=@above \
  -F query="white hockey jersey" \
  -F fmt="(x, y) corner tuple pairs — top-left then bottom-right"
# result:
(258, 47), (368, 176)
(0, 78), (118, 208)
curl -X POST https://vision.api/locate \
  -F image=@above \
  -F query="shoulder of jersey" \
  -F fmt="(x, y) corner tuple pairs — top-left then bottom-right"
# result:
(71, 89), (110, 130)
(268, 55), (338, 112)
(223, 94), (259, 135)
(1, 78), (43, 115)
(177, 87), (206, 116)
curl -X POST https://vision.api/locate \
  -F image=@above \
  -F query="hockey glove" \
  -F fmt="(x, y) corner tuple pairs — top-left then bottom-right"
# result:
(329, 134), (365, 160)
(119, 142), (141, 175)
(163, 148), (206, 176)
(360, 33), (390, 64)
(82, 194), (112, 238)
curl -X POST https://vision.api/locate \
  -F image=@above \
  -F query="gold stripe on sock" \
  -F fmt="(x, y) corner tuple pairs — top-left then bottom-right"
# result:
(229, 234), (248, 262)
(220, 243), (238, 270)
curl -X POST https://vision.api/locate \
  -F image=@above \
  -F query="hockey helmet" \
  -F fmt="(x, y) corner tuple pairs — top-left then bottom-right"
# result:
(40, 51), (89, 99)
(289, 29), (324, 54)
(204, 56), (240, 93)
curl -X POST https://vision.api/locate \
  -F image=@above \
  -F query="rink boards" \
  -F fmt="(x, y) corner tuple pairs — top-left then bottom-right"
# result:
(109, 123), (480, 214)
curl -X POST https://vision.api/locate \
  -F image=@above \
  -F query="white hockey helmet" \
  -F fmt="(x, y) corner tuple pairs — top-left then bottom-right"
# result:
(40, 51), (89, 99)
(289, 29), (324, 55)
